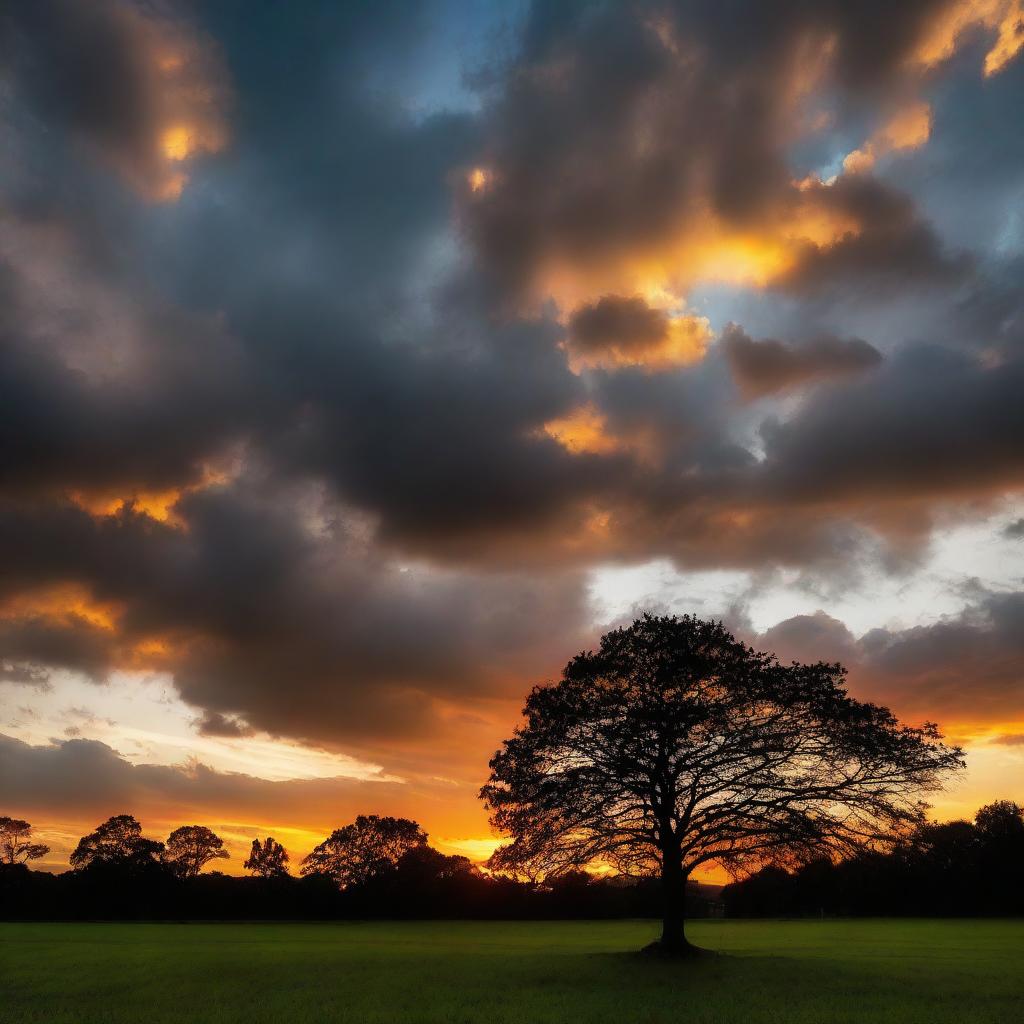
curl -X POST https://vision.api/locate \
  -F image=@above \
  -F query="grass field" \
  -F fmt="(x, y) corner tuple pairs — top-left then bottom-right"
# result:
(2, 919), (1022, 1024)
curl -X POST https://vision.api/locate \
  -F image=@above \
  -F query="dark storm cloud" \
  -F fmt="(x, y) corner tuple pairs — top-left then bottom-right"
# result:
(195, 710), (254, 739)
(0, 254), (254, 497)
(559, 294), (711, 370)
(774, 176), (971, 297)
(567, 295), (672, 360)
(3, 0), (229, 201)
(722, 323), (882, 398)
(0, 616), (114, 683)
(759, 346), (1024, 504)
(240, 290), (608, 557)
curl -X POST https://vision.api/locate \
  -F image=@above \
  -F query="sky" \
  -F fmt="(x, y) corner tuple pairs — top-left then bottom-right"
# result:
(1, 0), (1023, 880)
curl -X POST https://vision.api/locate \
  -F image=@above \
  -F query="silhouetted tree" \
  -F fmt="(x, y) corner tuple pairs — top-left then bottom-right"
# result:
(162, 825), (229, 878)
(393, 846), (476, 885)
(244, 836), (289, 877)
(975, 800), (1024, 839)
(301, 815), (427, 888)
(722, 799), (1024, 919)
(0, 817), (49, 864)
(720, 865), (793, 917)
(69, 814), (164, 869)
(482, 614), (964, 955)
(973, 800), (1024, 915)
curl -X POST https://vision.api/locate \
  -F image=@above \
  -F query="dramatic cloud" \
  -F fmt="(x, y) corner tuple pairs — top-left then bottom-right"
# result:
(459, 0), (994, 316)
(759, 347), (1024, 507)
(722, 324), (883, 399)
(5, 0), (230, 201)
(843, 101), (932, 174)
(562, 295), (711, 371)
(0, 483), (593, 746)
(759, 592), (1024, 724)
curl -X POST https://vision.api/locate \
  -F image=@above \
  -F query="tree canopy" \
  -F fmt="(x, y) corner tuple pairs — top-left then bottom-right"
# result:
(162, 825), (229, 878)
(301, 815), (427, 889)
(481, 614), (964, 954)
(69, 815), (164, 870)
(244, 836), (290, 878)
(0, 817), (49, 865)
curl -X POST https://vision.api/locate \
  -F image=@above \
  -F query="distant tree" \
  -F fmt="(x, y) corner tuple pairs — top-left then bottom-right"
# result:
(974, 800), (1024, 916)
(975, 800), (1024, 839)
(392, 845), (476, 884)
(244, 836), (290, 877)
(482, 614), (964, 955)
(0, 817), (50, 865)
(720, 865), (794, 917)
(301, 815), (427, 888)
(69, 814), (164, 870)
(162, 825), (229, 878)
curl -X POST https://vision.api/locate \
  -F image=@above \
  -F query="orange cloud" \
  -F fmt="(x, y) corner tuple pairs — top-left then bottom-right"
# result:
(985, 0), (1024, 74)
(70, 487), (185, 524)
(843, 102), (932, 174)
(541, 404), (622, 456)
(467, 167), (492, 194)
(532, 195), (862, 318)
(0, 584), (121, 633)
(913, 0), (1024, 77)
(68, 464), (232, 526)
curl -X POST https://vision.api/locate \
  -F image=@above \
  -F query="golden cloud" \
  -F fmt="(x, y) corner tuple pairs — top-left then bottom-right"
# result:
(0, 584), (122, 634)
(67, 464), (232, 527)
(540, 404), (623, 456)
(912, 0), (1023, 76)
(843, 102), (932, 174)
(530, 190), (863, 318)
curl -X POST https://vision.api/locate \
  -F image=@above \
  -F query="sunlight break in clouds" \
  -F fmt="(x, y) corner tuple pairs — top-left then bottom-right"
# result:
(2, 671), (394, 785)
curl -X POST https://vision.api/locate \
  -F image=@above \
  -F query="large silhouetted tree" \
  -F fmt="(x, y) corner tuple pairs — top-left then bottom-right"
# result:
(244, 836), (290, 877)
(69, 815), (164, 870)
(0, 817), (49, 864)
(301, 815), (427, 889)
(481, 614), (964, 955)
(162, 825), (229, 878)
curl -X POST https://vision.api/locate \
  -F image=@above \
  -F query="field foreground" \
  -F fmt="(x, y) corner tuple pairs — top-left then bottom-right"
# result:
(2, 919), (1022, 1024)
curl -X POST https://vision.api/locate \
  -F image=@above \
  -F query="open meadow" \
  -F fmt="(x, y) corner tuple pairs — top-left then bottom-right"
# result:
(2, 919), (1022, 1024)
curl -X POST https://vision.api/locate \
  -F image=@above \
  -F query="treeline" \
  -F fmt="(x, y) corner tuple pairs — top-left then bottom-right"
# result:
(4, 802), (1022, 921)
(722, 800), (1024, 917)
(0, 813), (718, 921)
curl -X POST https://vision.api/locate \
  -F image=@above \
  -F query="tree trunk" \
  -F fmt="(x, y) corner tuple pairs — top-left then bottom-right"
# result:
(655, 856), (699, 956)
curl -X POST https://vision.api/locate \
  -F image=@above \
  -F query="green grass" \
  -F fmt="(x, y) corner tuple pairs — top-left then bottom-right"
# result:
(2, 919), (1021, 1023)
